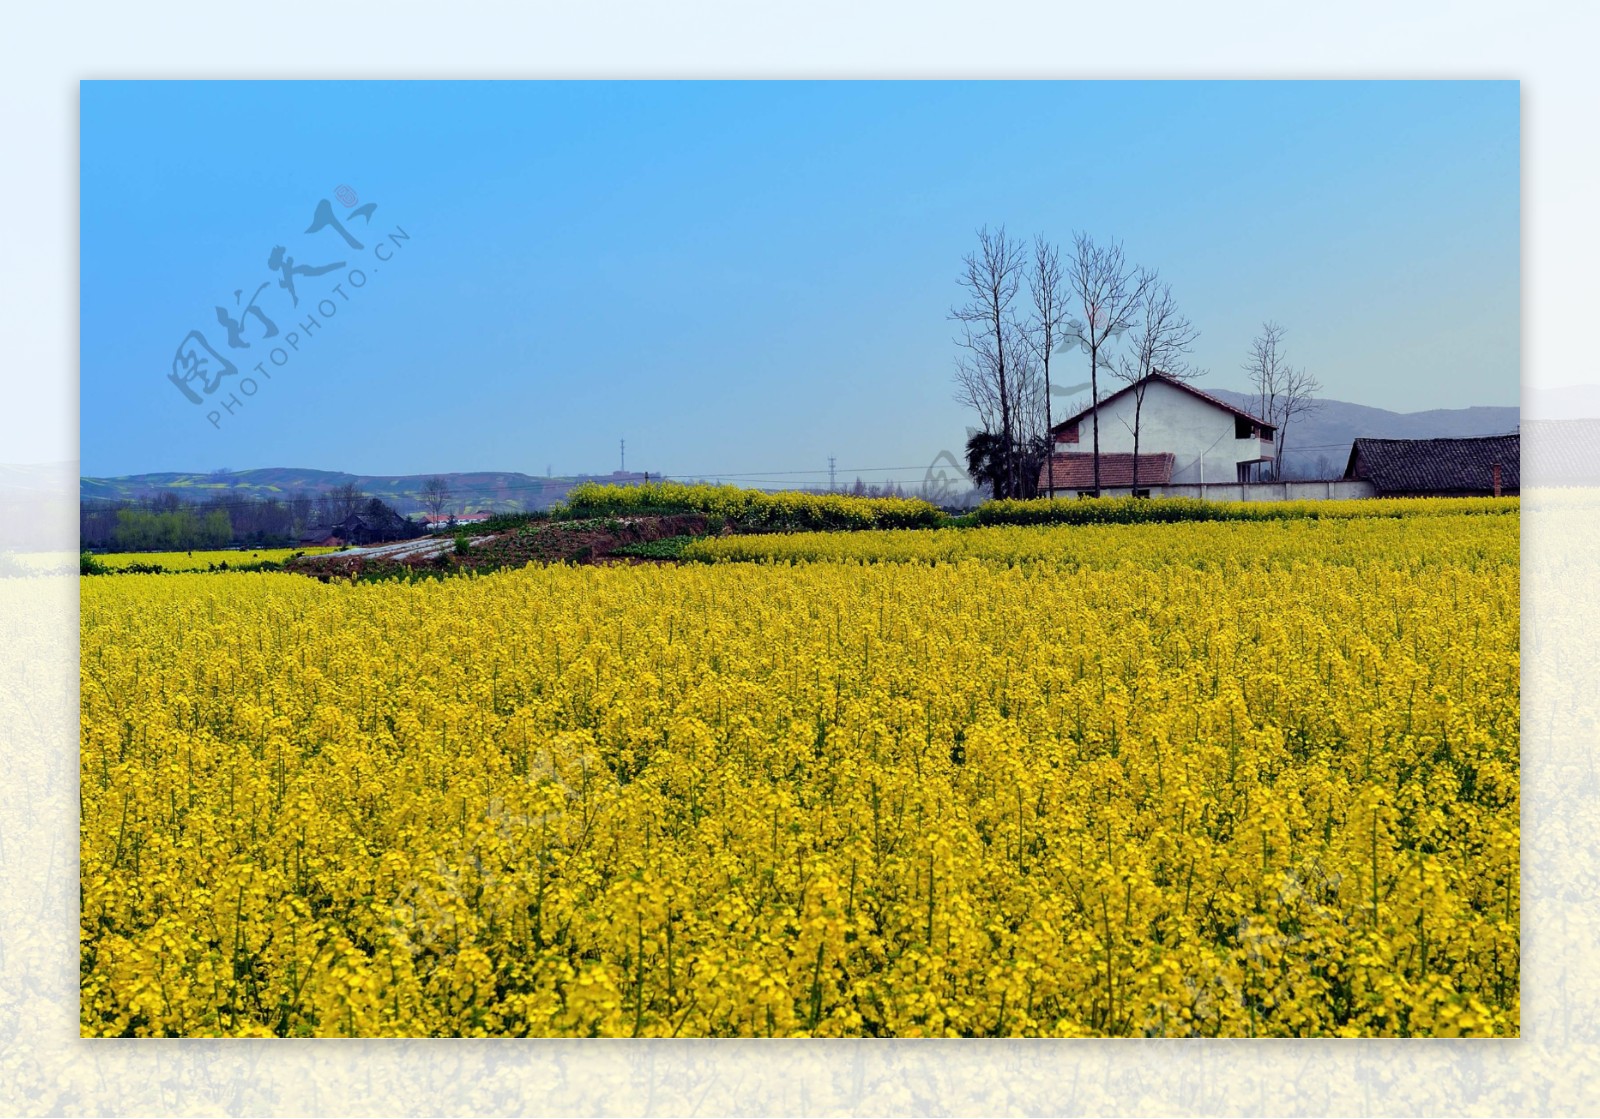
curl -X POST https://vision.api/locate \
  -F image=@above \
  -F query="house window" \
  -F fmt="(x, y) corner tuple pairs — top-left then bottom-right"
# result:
(1132, 488), (1151, 499)
(1235, 415), (1253, 439)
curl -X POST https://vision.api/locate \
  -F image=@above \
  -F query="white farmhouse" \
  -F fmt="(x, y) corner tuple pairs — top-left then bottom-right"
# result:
(1044, 372), (1277, 493)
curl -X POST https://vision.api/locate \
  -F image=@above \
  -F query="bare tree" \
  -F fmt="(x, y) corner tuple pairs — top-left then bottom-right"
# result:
(952, 227), (1028, 498)
(1005, 321), (1048, 446)
(1026, 236), (1068, 499)
(1060, 234), (1152, 495)
(420, 476), (453, 528)
(1005, 322), (1052, 496)
(324, 482), (365, 524)
(1112, 276), (1199, 492)
(1276, 364), (1322, 476)
(955, 324), (1045, 499)
(1245, 321), (1289, 442)
(1244, 322), (1322, 479)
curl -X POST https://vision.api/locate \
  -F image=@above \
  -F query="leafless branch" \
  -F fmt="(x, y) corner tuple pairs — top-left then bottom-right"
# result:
(1066, 233), (1153, 494)
(1110, 274), (1198, 490)
(950, 226), (1029, 497)
(1243, 322), (1320, 477)
(1027, 237), (1067, 498)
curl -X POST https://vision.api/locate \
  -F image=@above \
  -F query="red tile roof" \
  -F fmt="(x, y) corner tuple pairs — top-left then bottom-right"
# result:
(1038, 452), (1175, 490)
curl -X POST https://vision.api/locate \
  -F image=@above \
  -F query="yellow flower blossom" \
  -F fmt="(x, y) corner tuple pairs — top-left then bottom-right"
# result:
(80, 510), (1518, 1036)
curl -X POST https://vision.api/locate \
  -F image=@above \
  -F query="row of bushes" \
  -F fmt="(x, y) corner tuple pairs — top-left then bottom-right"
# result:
(555, 483), (1518, 533)
(555, 481), (946, 532)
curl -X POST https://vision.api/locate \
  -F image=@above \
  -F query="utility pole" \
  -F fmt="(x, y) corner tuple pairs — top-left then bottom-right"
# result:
(828, 455), (837, 493)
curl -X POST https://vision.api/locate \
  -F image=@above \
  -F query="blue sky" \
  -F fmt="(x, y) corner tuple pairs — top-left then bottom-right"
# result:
(80, 80), (1519, 482)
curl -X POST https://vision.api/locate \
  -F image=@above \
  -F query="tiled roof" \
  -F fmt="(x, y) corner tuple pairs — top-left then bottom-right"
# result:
(1522, 419), (1600, 486)
(1344, 434), (1519, 495)
(1038, 452), (1175, 490)
(1050, 372), (1276, 434)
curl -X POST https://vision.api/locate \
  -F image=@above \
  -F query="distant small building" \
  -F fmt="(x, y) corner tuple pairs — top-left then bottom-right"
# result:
(1049, 373), (1278, 487)
(332, 501), (425, 545)
(422, 511), (495, 531)
(298, 526), (343, 547)
(1343, 434), (1519, 497)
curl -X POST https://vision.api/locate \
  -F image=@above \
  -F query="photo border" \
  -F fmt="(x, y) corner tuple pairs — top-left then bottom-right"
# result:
(4, 3), (1590, 1112)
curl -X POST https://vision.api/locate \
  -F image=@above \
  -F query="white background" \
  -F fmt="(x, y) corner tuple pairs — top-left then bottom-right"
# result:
(2, 2), (1595, 1114)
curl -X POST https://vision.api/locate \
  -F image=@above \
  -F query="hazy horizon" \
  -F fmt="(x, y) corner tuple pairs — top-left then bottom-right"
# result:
(75, 387), (1523, 483)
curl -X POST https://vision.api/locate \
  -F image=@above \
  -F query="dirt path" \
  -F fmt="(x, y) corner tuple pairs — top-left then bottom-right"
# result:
(285, 515), (712, 580)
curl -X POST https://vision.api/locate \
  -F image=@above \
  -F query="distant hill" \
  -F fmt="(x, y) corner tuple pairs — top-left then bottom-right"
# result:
(1202, 388), (1519, 477)
(79, 468), (657, 514)
(82, 388), (1523, 507)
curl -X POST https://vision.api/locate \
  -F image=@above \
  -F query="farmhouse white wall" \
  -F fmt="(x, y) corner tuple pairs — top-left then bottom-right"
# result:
(1051, 480), (1376, 502)
(1061, 379), (1273, 484)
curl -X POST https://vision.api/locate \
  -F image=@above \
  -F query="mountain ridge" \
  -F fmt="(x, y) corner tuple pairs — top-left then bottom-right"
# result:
(79, 468), (654, 514)
(1200, 388), (1518, 476)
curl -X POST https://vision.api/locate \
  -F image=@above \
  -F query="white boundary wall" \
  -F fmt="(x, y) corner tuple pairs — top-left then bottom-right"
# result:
(1050, 480), (1378, 501)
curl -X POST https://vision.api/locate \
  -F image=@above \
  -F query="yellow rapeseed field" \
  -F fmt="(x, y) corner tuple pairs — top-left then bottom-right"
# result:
(79, 511), (1518, 1037)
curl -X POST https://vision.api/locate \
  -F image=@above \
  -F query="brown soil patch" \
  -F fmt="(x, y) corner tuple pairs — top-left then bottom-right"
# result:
(285, 514), (713, 581)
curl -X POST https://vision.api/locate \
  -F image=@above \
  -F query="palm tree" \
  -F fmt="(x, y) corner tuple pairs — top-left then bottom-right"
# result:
(965, 431), (1012, 498)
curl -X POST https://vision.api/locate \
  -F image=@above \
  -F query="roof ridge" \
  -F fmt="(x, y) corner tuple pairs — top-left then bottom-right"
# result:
(1050, 372), (1275, 432)
(1355, 433), (1518, 440)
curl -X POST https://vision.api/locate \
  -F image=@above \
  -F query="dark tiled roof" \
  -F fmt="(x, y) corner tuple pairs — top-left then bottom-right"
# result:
(1050, 372), (1276, 434)
(1522, 419), (1600, 486)
(1039, 452), (1175, 490)
(1343, 434), (1519, 495)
